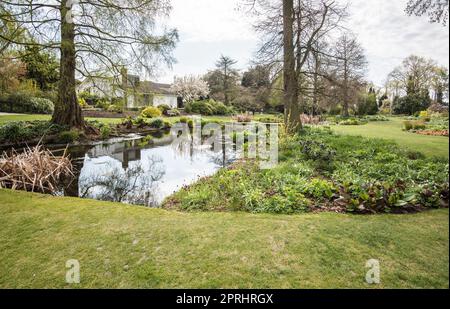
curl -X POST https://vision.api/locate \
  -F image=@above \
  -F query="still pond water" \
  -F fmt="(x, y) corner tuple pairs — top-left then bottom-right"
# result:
(60, 132), (236, 207)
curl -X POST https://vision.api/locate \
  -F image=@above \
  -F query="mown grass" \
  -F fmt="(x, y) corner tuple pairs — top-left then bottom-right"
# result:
(332, 117), (449, 159)
(0, 189), (448, 289)
(0, 113), (276, 126)
(0, 114), (123, 125)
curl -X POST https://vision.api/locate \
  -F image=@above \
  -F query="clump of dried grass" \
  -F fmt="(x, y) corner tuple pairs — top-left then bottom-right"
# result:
(0, 145), (73, 193)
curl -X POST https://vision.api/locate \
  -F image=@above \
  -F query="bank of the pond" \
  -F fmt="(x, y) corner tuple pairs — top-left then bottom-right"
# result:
(0, 189), (448, 289)
(164, 128), (449, 215)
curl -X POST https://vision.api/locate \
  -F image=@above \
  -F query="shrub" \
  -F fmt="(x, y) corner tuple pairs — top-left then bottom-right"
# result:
(339, 118), (364, 126)
(149, 118), (164, 129)
(78, 97), (88, 109)
(403, 121), (413, 131)
(393, 94), (431, 115)
(185, 100), (214, 115)
(299, 140), (336, 162)
(0, 122), (32, 143)
(167, 109), (181, 117)
(404, 120), (426, 131)
(140, 106), (162, 118)
(58, 130), (80, 144)
(157, 104), (171, 115)
(100, 125), (112, 139)
(0, 121), (64, 144)
(132, 116), (148, 127)
(0, 94), (54, 114)
(107, 104), (123, 113)
(185, 99), (233, 116)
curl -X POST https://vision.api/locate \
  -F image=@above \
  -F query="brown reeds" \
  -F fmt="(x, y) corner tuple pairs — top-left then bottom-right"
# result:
(0, 145), (73, 193)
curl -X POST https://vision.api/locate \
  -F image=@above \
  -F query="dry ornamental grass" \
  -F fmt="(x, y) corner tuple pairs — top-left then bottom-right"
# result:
(0, 145), (73, 193)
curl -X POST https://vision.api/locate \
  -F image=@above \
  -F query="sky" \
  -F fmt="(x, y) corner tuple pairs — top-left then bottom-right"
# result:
(157, 0), (449, 87)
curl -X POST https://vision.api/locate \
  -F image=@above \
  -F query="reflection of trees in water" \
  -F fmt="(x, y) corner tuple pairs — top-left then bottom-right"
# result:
(79, 155), (165, 207)
(170, 128), (236, 167)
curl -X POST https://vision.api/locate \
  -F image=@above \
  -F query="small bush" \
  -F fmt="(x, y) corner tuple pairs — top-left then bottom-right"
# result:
(339, 118), (365, 126)
(58, 130), (80, 144)
(107, 104), (123, 113)
(185, 99), (233, 116)
(0, 122), (32, 143)
(157, 104), (171, 115)
(0, 94), (54, 114)
(149, 118), (164, 129)
(78, 98), (88, 109)
(100, 125), (112, 139)
(167, 109), (181, 117)
(140, 106), (162, 118)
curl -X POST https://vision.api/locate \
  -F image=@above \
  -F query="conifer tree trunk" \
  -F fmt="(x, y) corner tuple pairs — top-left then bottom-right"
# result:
(51, 0), (84, 128)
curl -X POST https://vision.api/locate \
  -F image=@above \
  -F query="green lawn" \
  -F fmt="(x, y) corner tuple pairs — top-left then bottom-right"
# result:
(0, 189), (448, 288)
(332, 118), (449, 158)
(0, 114), (123, 125)
(0, 113), (275, 126)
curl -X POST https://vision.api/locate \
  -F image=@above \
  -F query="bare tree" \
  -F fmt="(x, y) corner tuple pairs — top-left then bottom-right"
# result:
(242, 0), (347, 131)
(406, 0), (449, 25)
(388, 55), (437, 96)
(0, 0), (178, 128)
(331, 32), (367, 117)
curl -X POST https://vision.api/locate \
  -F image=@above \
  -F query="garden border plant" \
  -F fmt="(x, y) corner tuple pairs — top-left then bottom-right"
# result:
(164, 127), (449, 215)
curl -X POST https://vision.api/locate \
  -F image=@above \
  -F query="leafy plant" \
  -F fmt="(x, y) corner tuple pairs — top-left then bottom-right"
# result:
(58, 130), (80, 144)
(140, 106), (162, 118)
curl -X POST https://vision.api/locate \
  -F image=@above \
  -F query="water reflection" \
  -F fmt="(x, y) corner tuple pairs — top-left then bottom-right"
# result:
(65, 132), (236, 207)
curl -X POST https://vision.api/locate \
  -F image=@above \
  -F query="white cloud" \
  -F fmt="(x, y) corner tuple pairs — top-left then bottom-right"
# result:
(343, 0), (449, 86)
(158, 0), (449, 86)
(168, 0), (255, 43)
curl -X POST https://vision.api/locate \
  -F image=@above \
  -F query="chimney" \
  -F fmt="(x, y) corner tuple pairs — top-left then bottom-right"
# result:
(121, 67), (128, 89)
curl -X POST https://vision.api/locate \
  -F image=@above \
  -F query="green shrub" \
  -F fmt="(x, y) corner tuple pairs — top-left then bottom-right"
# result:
(404, 120), (426, 131)
(132, 117), (148, 127)
(149, 118), (164, 129)
(0, 122), (32, 143)
(167, 109), (181, 117)
(157, 104), (171, 115)
(140, 106), (162, 118)
(0, 121), (64, 143)
(403, 121), (413, 131)
(107, 104), (123, 113)
(100, 125), (112, 139)
(393, 94), (431, 115)
(339, 118), (365, 126)
(184, 99), (233, 116)
(0, 94), (54, 114)
(58, 130), (80, 144)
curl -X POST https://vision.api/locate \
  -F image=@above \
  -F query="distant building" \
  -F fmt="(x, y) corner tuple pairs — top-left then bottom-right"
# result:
(77, 68), (181, 109)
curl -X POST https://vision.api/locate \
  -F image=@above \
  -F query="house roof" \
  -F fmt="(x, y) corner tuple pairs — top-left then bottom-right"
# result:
(140, 81), (175, 95)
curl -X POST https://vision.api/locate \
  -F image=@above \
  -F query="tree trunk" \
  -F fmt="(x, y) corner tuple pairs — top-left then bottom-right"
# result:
(283, 0), (301, 133)
(52, 0), (84, 128)
(343, 58), (349, 117)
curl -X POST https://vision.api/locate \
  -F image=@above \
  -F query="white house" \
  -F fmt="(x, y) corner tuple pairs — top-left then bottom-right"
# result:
(77, 70), (181, 109)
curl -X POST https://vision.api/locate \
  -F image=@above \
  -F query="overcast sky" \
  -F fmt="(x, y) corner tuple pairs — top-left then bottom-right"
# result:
(158, 0), (449, 87)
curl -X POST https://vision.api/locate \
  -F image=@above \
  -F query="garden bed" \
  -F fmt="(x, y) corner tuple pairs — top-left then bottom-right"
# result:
(164, 128), (449, 215)
(82, 110), (139, 119)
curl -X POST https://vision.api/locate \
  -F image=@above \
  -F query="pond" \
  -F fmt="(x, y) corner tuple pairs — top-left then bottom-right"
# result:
(58, 132), (237, 207)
